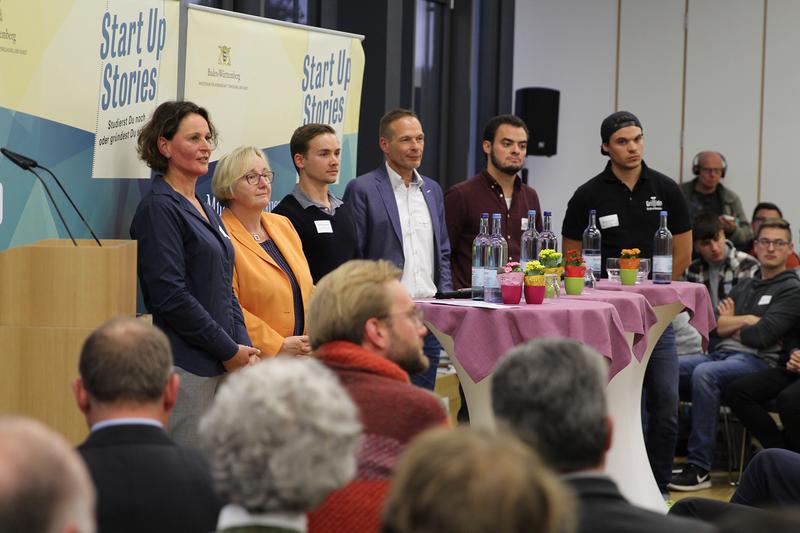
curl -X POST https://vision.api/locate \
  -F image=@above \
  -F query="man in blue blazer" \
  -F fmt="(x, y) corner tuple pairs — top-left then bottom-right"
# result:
(344, 108), (452, 390)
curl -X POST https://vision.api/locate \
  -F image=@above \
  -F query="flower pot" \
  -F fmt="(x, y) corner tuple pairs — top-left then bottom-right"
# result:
(564, 276), (584, 295)
(524, 284), (545, 304)
(524, 274), (545, 286)
(564, 265), (586, 278)
(497, 271), (524, 286)
(501, 284), (523, 304)
(620, 268), (638, 285)
(619, 258), (640, 270)
(544, 267), (563, 277)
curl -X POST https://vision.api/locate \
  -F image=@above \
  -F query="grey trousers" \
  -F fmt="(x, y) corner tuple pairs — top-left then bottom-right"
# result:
(168, 366), (224, 449)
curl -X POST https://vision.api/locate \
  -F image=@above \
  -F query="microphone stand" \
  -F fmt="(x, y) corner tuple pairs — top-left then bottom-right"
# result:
(27, 167), (77, 246)
(39, 166), (102, 246)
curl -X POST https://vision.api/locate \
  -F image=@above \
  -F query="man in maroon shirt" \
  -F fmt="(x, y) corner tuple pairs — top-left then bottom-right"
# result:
(444, 114), (543, 289)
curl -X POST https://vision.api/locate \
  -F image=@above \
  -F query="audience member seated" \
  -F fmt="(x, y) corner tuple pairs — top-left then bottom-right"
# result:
(273, 123), (359, 283)
(73, 317), (222, 533)
(674, 211), (761, 354)
(306, 259), (449, 533)
(212, 145), (315, 357)
(491, 338), (713, 533)
(745, 202), (800, 267)
(0, 416), (95, 533)
(671, 219), (800, 491)
(669, 449), (800, 526)
(680, 151), (752, 249)
(381, 426), (573, 533)
(199, 357), (362, 533)
(725, 347), (800, 453)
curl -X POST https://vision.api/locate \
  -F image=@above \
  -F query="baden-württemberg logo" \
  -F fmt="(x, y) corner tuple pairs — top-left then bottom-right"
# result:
(218, 45), (231, 66)
(645, 196), (663, 211)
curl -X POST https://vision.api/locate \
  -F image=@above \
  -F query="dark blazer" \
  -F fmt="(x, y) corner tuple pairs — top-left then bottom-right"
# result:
(78, 423), (222, 533)
(565, 474), (716, 533)
(344, 164), (452, 291)
(130, 176), (250, 376)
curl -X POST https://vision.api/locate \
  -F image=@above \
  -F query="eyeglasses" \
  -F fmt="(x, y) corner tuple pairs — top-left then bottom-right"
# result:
(699, 166), (724, 175)
(379, 307), (425, 326)
(241, 170), (275, 185)
(755, 237), (790, 249)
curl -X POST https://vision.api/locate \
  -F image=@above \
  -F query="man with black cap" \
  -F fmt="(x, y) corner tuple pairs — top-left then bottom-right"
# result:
(561, 111), (692, 497)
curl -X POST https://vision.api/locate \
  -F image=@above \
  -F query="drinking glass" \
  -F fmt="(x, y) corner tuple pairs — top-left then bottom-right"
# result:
(606, 257), (620, 283)
(637, 258), (651, 283)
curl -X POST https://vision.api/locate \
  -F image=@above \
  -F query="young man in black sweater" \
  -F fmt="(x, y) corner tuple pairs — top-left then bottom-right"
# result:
(671, 218), (800, 491)
(273, 124), (358, 282)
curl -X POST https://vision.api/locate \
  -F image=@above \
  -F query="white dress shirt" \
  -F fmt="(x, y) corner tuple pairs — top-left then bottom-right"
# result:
(386, 162), (437, 298)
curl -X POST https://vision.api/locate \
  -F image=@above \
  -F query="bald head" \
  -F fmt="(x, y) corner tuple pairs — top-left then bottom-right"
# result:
(0, 417), (95, 533)
(79, 317), (173, 404)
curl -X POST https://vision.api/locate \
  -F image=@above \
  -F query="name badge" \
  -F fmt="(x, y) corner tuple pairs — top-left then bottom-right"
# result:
(758, 295), (772, 306)
(314, 220), (333, 234)
(599, 214), (619, 229)
(521, 217), (528, 231)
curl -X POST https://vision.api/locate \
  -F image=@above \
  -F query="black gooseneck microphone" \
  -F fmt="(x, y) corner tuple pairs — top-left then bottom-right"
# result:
(1, 147), (102, 247)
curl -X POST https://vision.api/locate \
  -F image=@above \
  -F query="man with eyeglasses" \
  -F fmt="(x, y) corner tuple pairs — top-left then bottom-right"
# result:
(273, 123), (358, 283)
(680, 151), (752, 249)
(671, 218), (800, 491)
(306, 259), (449, 532)
(745, 202), (800, 268)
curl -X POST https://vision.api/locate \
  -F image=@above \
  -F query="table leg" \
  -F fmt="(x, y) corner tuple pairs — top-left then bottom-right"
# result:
(605, 302), (682, 514)
(424, 321), (496, 430)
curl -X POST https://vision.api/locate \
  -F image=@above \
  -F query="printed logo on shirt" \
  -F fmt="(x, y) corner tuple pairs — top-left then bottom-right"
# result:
(646, 196), (663, 211)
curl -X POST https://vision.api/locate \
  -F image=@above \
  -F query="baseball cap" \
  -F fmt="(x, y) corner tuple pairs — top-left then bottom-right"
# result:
(600, 111), (642, 155)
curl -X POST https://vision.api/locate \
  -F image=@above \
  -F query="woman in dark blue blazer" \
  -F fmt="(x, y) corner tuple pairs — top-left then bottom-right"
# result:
(130, 101), (260, 447)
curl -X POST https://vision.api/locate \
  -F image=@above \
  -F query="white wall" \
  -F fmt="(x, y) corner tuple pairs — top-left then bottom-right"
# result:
(515, 0), (800, 239)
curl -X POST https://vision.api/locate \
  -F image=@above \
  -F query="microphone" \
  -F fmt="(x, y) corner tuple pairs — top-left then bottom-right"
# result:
(0, 148), (37, 170)
(1, 147), (102, 247)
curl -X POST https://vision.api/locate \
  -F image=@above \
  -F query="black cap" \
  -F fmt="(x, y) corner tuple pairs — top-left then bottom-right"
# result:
(600, 111), (642, 155)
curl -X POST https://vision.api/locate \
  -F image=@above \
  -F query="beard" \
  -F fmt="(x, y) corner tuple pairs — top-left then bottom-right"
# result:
(490, 150), (524, 176)
(388, 330), (429, 375)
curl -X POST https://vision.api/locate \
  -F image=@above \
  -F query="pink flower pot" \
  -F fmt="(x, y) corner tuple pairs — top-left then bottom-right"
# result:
(524, 284), (545, 304)
(501, 284), (523, 304)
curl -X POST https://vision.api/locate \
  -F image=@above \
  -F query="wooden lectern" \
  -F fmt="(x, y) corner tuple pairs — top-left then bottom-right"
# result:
(0, 239), (136, 444)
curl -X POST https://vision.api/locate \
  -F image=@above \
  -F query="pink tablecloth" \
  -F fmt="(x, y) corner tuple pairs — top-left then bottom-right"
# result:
(595, 280), (717, 350)
(417, 298), (632, 383)
(562, 289), (657, 361)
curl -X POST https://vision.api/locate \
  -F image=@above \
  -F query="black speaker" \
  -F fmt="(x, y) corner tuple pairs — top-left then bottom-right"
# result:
(514, 87), (560, 157)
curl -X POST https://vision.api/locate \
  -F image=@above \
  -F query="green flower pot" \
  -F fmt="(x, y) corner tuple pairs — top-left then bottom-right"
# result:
(620, 268), (638, 285)
(564, 276), (584, 295)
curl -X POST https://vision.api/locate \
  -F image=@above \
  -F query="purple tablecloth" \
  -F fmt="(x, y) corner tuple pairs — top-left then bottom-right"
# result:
(595, 280), (716, 350)
(417, 298), (632, 383)
(562, 289), (657, 361)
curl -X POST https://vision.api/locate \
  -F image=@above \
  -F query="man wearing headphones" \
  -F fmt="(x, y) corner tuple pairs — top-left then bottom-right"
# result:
(680, 151), (752, 249)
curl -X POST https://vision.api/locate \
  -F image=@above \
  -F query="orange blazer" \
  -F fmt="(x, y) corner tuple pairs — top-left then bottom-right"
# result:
(221, 209), (314, 356)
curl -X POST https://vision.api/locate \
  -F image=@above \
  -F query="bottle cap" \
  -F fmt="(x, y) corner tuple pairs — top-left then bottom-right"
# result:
(492, 213), (501, 219)
(660, 210), (667, 216)
(544, 211), (552, 216)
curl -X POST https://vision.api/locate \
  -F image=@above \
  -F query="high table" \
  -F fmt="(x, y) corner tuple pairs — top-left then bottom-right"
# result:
(418, 281), (714, 513)
(593, 280), (715, 511)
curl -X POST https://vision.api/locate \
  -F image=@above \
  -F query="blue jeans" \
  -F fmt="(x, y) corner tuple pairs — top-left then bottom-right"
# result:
(642, 324), (679, 493)
(680, 350), (770, 471)
(410, 332), (441, 391)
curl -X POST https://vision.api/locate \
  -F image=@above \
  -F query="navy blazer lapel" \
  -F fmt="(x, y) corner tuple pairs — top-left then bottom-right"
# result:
(375, 167), (403, 245)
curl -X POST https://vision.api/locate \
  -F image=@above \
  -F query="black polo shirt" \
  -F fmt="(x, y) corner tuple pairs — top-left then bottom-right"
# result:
(562, 161), (690, 276)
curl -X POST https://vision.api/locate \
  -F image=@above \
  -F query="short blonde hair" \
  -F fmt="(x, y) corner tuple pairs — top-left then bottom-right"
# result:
(211, 145), (269, 207)
(382, 426), (574, 533)
(308, 260), (402, 349)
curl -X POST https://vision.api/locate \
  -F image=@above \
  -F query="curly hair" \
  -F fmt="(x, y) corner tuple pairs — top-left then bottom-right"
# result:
(137, 100), (218, 174)
(198, 357), (362, 513)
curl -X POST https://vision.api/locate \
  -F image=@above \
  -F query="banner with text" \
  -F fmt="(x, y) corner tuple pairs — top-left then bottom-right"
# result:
(184, 6), (365, 208)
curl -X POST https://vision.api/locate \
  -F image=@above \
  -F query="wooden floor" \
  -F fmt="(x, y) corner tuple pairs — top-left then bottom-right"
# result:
(671, 469), (737, 503)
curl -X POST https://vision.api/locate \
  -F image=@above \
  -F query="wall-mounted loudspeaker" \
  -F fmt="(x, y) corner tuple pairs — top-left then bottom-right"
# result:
(514, 87), (560, 157)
